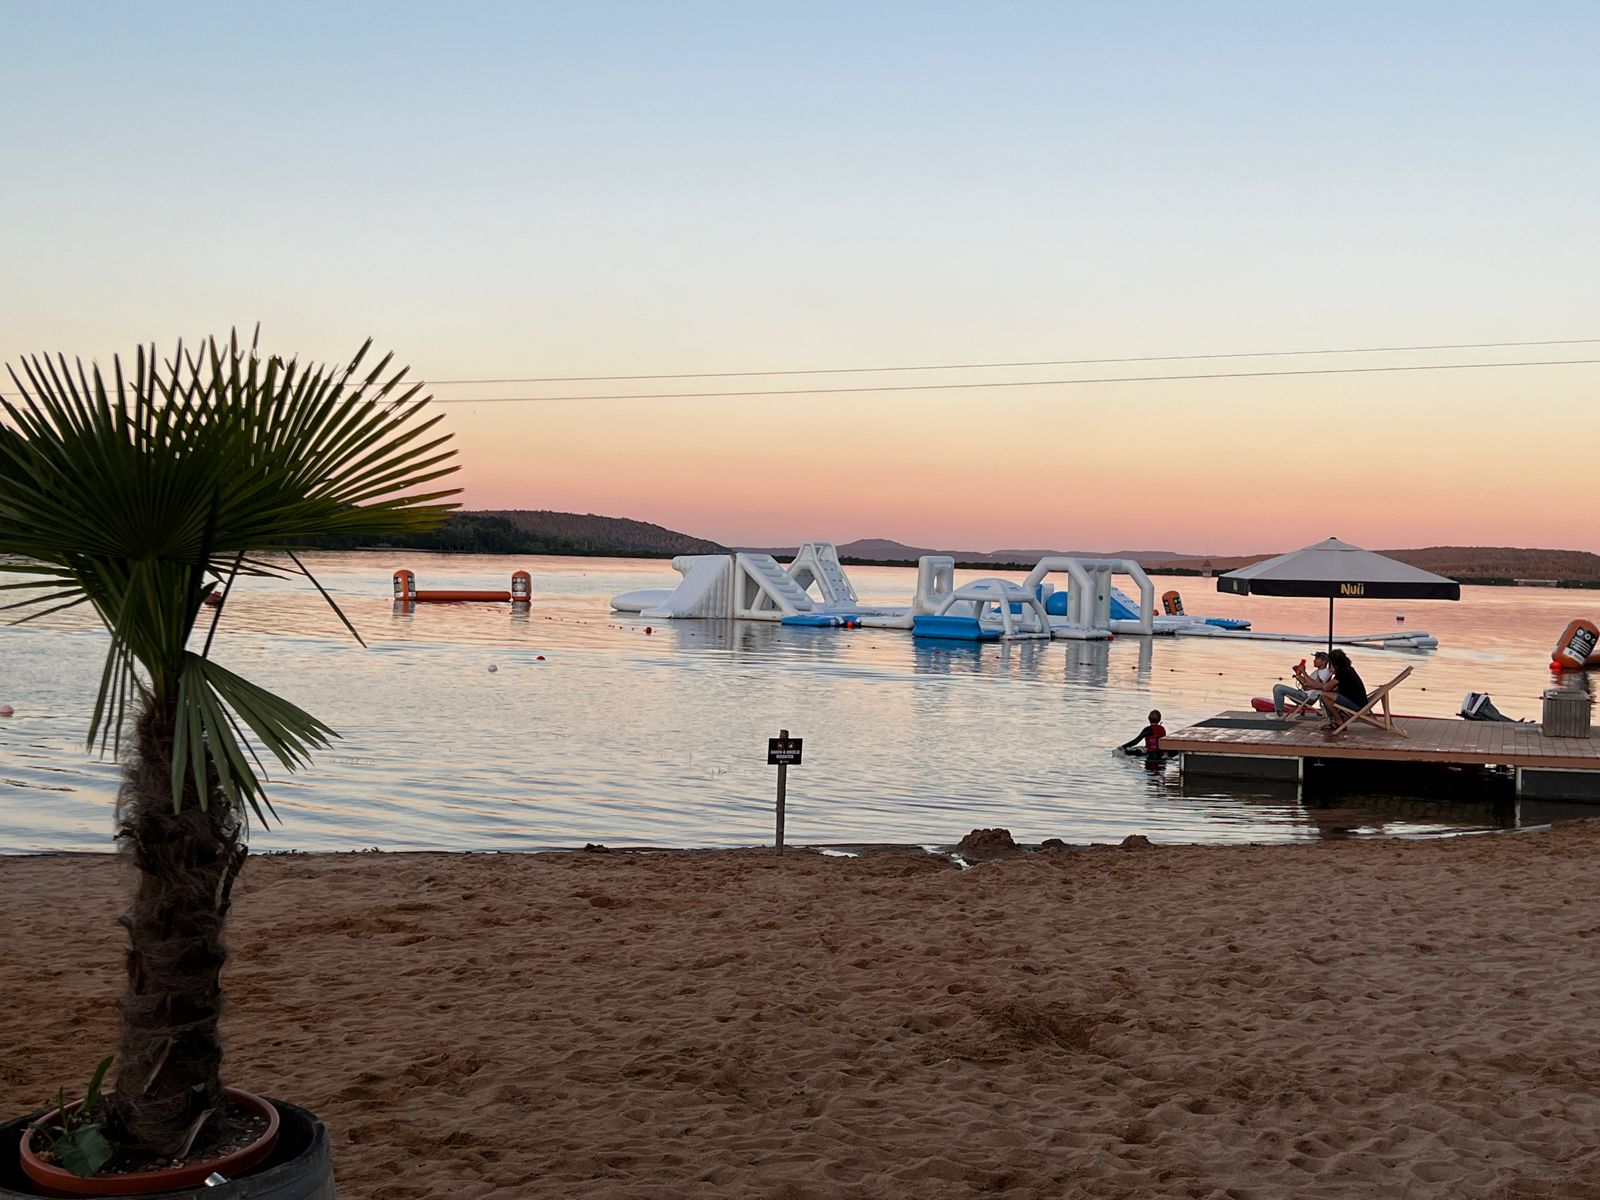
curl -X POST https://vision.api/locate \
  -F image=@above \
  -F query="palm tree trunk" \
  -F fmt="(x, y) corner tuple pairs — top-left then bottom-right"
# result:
(105, 701), (247, 1155)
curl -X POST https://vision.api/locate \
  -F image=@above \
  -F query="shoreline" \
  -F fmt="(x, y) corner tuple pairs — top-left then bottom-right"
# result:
(298, 545), (1600, 586)
(5, 825), (1600, 1197)
(0, 818), (1537, 863)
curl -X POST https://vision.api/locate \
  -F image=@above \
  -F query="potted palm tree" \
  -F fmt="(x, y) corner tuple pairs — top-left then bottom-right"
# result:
(0, 331), (458, 1197)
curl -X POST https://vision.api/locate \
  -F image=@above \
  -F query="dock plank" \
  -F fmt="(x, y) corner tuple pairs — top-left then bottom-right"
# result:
(1165, 712), (1600, 772)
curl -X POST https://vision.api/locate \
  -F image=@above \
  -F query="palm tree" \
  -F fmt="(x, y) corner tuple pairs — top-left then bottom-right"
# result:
(0, 331), (459, 1158)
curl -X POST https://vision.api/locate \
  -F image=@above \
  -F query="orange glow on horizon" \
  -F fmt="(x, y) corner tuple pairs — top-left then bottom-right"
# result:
(437, 368), (1598, 555)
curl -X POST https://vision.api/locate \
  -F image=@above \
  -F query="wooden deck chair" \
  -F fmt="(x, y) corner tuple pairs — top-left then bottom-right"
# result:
(1327, 666), (1414, 737)
(1285, 684), (1330, 719)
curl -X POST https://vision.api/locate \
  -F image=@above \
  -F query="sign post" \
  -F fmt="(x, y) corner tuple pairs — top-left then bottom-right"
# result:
(766, 729), (803, 854)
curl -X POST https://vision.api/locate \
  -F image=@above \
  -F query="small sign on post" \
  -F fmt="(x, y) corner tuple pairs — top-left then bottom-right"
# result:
(767, 729), (802, 853)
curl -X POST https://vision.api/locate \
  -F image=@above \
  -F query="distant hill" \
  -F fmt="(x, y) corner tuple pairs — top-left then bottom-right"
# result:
(475, 510), (725, 556)
(1384, 546), (1600, 583)
(1114, 546), (1600, 584)
(305, 510), (724, 558)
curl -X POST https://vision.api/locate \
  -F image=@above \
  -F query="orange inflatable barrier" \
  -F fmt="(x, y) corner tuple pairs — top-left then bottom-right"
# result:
(1551, 618), (1600, 671)
(393, 569), (531, 604)
(1161, 589), (1185, 616)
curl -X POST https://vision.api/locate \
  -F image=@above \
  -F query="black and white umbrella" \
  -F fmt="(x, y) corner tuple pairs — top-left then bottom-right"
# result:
(1216, 537), (1460, 651)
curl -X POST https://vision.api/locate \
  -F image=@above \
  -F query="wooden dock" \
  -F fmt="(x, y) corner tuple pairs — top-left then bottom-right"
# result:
(1165, 712), (1600, 800)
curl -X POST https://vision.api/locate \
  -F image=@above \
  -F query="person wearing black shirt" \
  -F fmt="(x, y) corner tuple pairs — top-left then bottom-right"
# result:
(1321, 649), (1368, 728)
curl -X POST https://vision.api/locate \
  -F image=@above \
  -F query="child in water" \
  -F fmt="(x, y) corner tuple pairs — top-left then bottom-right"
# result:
(1119, 710), (1166, 756)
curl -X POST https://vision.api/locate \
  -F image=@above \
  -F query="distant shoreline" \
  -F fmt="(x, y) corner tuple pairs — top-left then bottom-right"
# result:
(8, 546), (1598, 587)
(315, 546), (1600, 587)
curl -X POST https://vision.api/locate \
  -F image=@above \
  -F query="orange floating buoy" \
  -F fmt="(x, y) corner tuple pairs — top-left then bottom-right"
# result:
(536, 655), (545, 661)
(1552, 618), (1600, 671)
(0, 705), (13, 718)
(644, 626), (653, 634)
(392, 567), (525, 604)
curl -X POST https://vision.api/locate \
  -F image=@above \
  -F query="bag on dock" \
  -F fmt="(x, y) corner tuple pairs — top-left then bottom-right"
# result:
(1460, 692), (1525, 722)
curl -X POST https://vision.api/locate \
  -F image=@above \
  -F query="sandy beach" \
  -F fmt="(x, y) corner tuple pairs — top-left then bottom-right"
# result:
(5, 825), (1600, 1199)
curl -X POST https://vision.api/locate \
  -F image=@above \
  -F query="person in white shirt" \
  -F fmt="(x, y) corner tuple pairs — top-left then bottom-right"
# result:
(1273, 650), (1333, 717)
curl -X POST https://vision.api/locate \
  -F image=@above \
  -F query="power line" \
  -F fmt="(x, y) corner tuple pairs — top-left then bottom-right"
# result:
(418, 336), (1600, 385)
(428, 356), (1600, 404)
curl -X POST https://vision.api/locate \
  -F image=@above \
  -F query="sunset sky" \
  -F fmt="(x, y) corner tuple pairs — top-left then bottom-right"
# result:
(4, 2), (1597, 554)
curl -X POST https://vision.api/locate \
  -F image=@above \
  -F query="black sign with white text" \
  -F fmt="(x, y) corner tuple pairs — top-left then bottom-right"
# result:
(767, 737), (803, 766)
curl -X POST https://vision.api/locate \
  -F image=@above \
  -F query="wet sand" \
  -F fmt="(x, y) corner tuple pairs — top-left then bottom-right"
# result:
(5, 824), (1600, 1199)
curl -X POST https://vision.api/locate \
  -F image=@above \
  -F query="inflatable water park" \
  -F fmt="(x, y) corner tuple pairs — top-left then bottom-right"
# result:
(609, 542), (1440, 648)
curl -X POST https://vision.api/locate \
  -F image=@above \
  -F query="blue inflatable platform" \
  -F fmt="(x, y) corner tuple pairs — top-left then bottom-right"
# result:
(912, 615), (1001, 642)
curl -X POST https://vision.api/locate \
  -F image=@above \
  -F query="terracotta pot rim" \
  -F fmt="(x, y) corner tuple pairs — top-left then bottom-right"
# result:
(19, 1086), (281, 1197)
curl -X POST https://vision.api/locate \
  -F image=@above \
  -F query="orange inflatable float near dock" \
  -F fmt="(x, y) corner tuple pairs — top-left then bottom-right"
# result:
(393, 569), (531, 604)
(1551, 618), (1600, 671)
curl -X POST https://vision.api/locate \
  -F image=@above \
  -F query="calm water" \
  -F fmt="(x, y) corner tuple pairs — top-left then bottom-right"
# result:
(0, 553), (1591, 854)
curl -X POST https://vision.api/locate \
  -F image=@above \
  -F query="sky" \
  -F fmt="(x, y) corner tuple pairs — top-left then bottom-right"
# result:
(2, 2), (1597, 555)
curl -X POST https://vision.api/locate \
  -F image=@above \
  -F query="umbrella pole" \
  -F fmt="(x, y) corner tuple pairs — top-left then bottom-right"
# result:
(1328, 597), (1334, 656)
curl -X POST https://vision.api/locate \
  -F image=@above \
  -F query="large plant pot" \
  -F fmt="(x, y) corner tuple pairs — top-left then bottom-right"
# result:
(19, 1089), (278, 1198)
(1, 1097), (332, 1200)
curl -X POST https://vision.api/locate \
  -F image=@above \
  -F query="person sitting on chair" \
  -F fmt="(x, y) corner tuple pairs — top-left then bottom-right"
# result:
(1321, 649), (1369, 730)
(1273, 650), (1333, 717)
(1119, 710), (1166, 756)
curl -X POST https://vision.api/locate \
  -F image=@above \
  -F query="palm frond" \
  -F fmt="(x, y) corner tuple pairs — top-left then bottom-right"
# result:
(0, 331), (460, 820)
(285, 550), (364, 648)
(172, 653), (334, 825)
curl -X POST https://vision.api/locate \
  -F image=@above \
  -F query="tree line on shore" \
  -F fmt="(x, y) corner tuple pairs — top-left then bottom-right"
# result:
(305, 513), (675, 558)
(305, 515), (1600, 588)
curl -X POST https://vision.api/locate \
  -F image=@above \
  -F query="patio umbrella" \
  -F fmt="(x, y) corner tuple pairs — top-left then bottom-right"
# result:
(1215, 537), (1460, 652)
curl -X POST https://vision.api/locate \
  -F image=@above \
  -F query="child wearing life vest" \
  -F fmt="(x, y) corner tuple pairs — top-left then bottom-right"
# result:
(1119, 710), (1166, 756)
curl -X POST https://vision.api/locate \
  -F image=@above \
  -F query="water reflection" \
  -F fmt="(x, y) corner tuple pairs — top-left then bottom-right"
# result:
(1163, 773), (1515, 840)
(1061, 639), (1115, 687)
(2, 552), (1594, 854)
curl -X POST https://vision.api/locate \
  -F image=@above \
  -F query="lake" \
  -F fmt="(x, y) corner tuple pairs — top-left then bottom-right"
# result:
(1, 552), (1592, 854)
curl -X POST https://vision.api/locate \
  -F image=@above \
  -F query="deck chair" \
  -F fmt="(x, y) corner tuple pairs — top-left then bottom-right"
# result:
(1327, 666), (1414, 737)
(1284, 681), (1330, 719)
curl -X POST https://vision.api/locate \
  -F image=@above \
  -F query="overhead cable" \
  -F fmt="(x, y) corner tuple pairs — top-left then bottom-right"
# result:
(418, 337), (1600, 385)
(427, 356), (1600, 404)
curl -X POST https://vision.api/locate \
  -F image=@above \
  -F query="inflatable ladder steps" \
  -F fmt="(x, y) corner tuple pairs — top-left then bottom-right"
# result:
(737, 554), (815, 613)
(818, 560), (858, 606)
(789, 542), (860, 608)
